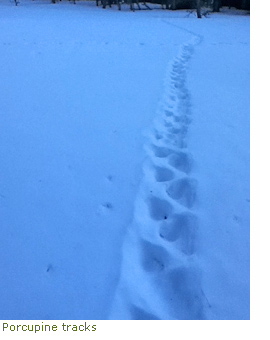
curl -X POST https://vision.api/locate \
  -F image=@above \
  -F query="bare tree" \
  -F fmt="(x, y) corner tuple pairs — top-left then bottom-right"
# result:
(212, 0), (221, 12)
(241, 0), (250, 10)
(196, 0), (202, 18)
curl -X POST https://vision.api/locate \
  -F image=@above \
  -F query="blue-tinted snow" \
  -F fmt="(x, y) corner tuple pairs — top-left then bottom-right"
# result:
(0, 0), (249, 320)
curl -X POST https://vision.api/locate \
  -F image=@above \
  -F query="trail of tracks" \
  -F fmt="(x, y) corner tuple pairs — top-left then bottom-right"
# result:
(110, 29), (209, 320)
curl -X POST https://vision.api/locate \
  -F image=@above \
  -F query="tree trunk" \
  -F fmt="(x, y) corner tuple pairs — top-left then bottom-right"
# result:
(196, 0), (202, 18)
(171, 0), (176, 10)
(241, 0), (249, 10)
(213, 0), (221, 12)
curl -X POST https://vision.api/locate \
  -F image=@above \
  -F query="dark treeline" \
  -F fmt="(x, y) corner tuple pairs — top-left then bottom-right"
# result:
(148, 0), (249, 11)
(14, 0), (250, 12)
(221, 0), (250, 10)
(154, 0), (250, 11)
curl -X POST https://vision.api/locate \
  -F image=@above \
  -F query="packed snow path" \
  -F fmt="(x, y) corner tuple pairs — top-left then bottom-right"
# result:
(0, 1), (249, 320)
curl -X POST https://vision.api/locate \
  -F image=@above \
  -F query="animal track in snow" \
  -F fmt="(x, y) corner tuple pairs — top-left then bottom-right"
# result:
(147, 196), (173, 221)
(140, 240), (168, 272)
(156, 267), (205, 320)
(167, 151), (192, 174)
(154, 166), (174, 182)
(151, 145), (174, 158)
(167, 127), (181, 134)
(173, 116), (180, 123)
(165, 110), (174, 117)
(159, 212), (198, 255)
(163, 121), (173, 128)
(178, 115), (192, 125)
(111, 35), (206, 320)
(166, 178), (197, 208)
(154, 130), (163, 140)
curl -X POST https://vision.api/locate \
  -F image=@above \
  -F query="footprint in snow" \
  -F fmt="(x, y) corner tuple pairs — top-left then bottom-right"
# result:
(154, 130), (163, 140)
(166, 177), (197, 208)
(154, 166), (174, 182)
(151, 145), (173, 158)
(167, 151), (193, 174)
(159, 212), (198, 255)
(165, 110), (174, 117)
(155, 267), (205, 320)
(147, 196), (173, 221)
(140, 240), (168, 273)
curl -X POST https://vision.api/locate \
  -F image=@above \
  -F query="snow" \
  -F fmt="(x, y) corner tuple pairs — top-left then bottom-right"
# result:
(0, 1), (249, 320)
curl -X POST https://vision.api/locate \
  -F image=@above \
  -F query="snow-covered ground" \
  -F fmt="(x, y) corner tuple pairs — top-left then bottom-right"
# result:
(0, 0), (249, 320)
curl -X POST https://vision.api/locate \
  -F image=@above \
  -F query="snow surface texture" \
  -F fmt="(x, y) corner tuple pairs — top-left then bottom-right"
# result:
(0, 1), (249, 320)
